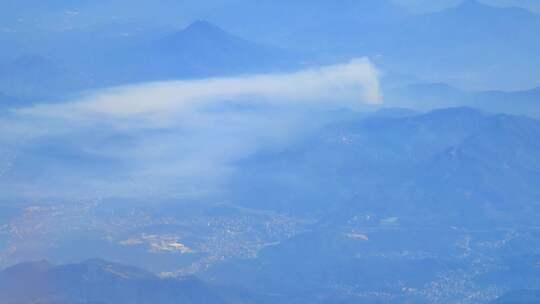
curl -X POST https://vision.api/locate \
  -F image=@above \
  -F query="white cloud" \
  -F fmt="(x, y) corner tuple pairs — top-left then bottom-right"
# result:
(3, 58), (382, 200)
(20, 58), (381, 124)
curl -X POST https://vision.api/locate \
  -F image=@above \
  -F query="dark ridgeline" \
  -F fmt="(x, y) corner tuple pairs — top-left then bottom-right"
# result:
(0, 259), (228, 304)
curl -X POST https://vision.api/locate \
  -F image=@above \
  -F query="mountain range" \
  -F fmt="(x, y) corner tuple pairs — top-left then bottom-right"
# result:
(2, 0), (540, 102)
(1, 107), (540, 303)
(2, 1), (540, 303)
(229, 107), (540, 224)
(0, 259), (246, 304)
(0, 20), (297, 101)
(200, 109), (540, 303)
(204, 0), (540, 91)
(385, 83), (540, 117)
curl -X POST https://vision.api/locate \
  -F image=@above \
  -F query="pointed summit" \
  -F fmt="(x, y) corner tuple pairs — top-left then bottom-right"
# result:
(162, 19), (239, 47)
(158, 19), (244, 52)
(183, 20), (226, 35)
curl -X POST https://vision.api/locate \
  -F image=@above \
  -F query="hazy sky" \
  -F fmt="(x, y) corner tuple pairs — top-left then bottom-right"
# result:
(1, 0), (539, 31)
(395, 0), (540, 12)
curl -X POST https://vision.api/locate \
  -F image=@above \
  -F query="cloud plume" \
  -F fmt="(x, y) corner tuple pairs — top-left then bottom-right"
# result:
(1, 58), (382, 200)
(22, 58), (381, 122)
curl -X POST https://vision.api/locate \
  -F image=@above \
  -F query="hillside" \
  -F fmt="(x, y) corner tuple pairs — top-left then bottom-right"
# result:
(0, 259), (229, 304)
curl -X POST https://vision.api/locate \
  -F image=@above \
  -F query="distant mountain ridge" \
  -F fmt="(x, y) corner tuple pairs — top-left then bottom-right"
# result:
(0, 20), (298, 101)
(2, 107), (540, 303)
(373, 0), (540, 89)
(0, 259), (231, 304)
(205, 108), (540, 304)
(229, 107), (540, 225)
(144, 20), (295, 77)
(2, 0), (540, 99)
(214, 0), (540, 90)
(385, 82), (540, 117)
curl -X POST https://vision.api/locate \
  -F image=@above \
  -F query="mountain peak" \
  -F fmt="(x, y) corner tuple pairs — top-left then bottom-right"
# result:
(159, 19), (238, 51)
(183, 20), (224, 34)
